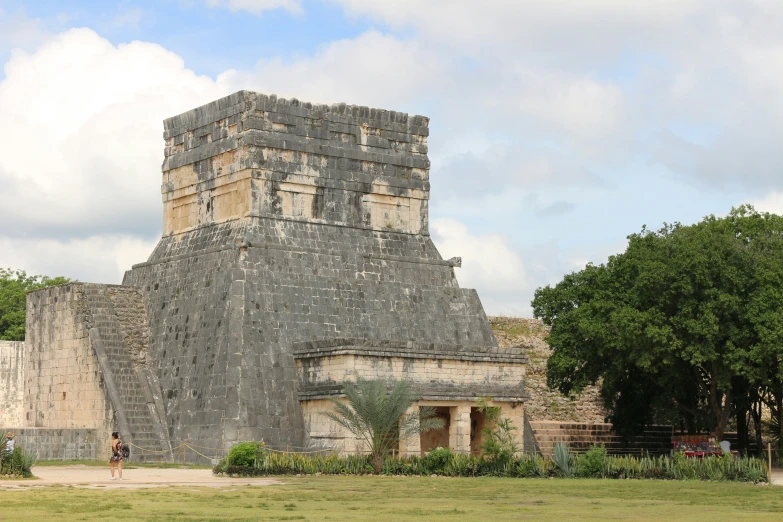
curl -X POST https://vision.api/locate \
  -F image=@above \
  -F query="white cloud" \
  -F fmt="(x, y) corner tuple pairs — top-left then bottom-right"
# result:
(330, 0), (783, 191)
(222, 30), (444, 111)
(431, 218), (529, 315)
(747, 192), (783, 215)
(0, 234), (158, 284)
(0, 28), (232, 239)
(205, 0), (303, 15)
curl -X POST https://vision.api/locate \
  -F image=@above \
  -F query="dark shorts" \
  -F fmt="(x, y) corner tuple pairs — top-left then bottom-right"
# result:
(110, 452), (123, 463)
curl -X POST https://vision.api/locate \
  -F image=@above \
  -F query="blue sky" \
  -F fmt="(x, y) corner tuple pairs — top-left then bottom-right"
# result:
(1, 0), (782, 316)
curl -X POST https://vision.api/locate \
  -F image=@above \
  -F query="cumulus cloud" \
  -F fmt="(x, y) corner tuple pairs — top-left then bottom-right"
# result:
(222, 30), (444, 111)
(0, 28), (231, 240)
(331, 0), (783, 191)
(431, 219), (529, 315)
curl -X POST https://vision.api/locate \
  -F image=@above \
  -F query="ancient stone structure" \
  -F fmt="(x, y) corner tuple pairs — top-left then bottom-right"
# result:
(0, 341), (25, 427)
(1, 91), (528, 461)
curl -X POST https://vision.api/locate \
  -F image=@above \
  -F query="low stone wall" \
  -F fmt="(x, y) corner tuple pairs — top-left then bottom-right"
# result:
(3, 428), (102, 460)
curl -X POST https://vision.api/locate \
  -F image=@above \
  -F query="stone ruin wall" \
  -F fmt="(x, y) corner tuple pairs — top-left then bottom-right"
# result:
(489, 316), (606, 423)
(0, 340), (25, 428)
(22, 285), (113, 444)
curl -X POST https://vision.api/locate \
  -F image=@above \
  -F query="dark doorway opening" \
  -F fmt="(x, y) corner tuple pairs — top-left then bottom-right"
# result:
(420, 406), (451, 453)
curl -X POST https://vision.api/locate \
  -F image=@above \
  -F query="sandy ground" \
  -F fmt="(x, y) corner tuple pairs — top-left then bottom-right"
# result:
(2, 465), (781, 490)
(0, 465), (281, 490)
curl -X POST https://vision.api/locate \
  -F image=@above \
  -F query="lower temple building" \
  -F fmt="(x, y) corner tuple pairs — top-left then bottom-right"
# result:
(0, 91), (528, 461)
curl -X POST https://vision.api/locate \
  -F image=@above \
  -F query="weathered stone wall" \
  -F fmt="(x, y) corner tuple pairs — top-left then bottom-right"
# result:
(294, 339), (527, 402)
(490, 317), (606, 423)
(0, 341), (25, 427)
(123, 91), (499, 454)
(24, 285), (112, 438)
(21, 283), (170, 462)
(9, 428), (101, 460)
(159, 91), (430, 237)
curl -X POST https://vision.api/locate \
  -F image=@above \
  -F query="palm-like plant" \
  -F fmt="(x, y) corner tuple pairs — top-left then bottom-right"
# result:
(325, 379), (445, 473)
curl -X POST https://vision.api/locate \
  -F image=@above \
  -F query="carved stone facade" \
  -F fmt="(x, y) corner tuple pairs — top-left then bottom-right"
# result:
(1, 92), (528, 460)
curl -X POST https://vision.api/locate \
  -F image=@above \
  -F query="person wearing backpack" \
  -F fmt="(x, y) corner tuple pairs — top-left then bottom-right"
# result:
(109, 432), (124, 480)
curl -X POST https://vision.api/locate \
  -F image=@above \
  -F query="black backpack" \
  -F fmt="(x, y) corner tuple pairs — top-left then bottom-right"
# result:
(121, 442), (130, 459)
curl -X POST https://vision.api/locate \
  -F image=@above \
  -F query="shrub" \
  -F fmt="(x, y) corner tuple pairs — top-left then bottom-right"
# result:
(576, 445), (607, 478)
(228, 441), (261, 467)
(422, 447), (452, 474)
(0, 447), (36, 478)
(212, 441), (767, 483)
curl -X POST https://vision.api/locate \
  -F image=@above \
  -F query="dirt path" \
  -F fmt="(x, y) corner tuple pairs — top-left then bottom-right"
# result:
(0, 465), (281, 490)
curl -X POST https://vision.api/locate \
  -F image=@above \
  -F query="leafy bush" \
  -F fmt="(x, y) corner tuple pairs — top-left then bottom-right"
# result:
(576, 445), (607, 478)
(422, 447), (452, 474)
(0, 447), (37, 478)
(228, 441), (261, 467)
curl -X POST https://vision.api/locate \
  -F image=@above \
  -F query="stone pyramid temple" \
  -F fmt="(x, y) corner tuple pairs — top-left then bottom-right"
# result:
(0, 91), (528, 461)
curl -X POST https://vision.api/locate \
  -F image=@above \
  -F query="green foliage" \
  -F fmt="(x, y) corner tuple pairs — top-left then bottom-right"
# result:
(0, 268), (71, 341)
(476, 397), (519, 462)
(228, 441), (261, 467)
(421, 447), (452, 474)
(532, 206), (783, 440)
(0, 446), (37, 478)
(324, 379), (444, 473)
(213, 448), (767, 483)
(551, 442), (574, 477)
(576, 445), (608, 478)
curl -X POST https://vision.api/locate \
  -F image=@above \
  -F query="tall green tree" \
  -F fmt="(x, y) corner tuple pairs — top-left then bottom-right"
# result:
(325, 379), (444, 473)
(0, 268), (71, 341)
(532, 207), (783, 442)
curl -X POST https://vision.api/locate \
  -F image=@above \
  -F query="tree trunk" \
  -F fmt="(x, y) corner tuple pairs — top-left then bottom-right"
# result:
(777, 392), (783, 451)
(372, 451), (384, 474)
(709, 362), (732, 440)
(752, 399), (764, 458)
(736, 406), (748, 453)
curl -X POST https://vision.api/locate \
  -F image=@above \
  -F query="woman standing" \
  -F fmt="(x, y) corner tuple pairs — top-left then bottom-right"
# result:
(109, 432), (123, 480)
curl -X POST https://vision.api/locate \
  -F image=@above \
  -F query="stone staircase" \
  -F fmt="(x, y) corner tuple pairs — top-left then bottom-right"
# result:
(529, 421), (673, 457)
(79, 284), (172, 462)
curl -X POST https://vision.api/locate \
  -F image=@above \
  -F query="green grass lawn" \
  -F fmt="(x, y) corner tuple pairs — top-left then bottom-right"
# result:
(1, 476), (782, 521)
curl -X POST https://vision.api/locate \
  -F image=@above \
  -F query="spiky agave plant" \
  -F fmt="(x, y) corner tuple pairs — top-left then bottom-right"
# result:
(552, 442), (574, 477)
(325, 379), (445, 473)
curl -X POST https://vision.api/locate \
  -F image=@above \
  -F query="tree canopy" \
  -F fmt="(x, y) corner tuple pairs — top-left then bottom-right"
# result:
(0, 268), (71, 341)
(532, 206), (783, 445)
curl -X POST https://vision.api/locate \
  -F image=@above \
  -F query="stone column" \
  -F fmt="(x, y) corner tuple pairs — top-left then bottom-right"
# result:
(499, 403), (525, 451)
(449, 405), (472, 454)
(400, 405), (421, 456)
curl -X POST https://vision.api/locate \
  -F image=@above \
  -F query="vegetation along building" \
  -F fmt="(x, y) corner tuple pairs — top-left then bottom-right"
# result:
(0, 92), (530, 461)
